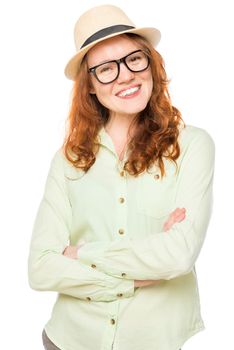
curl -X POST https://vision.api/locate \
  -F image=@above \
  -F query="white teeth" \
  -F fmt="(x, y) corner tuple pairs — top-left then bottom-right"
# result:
(118, 86), (140, 97)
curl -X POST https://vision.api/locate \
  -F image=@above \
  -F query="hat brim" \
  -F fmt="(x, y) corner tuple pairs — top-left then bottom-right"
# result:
(64, 27), (161, 80)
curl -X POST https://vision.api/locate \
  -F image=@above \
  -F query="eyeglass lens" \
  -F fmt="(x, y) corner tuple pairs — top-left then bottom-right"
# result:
(94, 51), (149, 84)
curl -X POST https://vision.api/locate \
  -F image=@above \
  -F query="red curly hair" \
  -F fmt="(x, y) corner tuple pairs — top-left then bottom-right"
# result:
(63, 33), (185, 177)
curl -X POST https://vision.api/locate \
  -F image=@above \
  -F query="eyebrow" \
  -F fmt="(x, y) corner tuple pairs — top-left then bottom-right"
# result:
(88, 49), (141, 69)
(94, 58), (115, 65)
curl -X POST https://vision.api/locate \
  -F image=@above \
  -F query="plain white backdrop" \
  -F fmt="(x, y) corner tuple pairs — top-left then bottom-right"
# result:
(0, 0), (233, 349)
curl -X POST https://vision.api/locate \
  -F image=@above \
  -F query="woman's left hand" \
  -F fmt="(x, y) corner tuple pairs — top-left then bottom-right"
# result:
(163, 207), (186, 232)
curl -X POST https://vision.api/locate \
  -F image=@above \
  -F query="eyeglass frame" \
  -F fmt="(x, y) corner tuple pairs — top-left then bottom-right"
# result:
(88, 49), (150, 84)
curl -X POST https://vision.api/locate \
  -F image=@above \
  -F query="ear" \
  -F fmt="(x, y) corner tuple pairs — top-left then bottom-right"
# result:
(88, 72), (96, 94)
(89, 83), (96, 95)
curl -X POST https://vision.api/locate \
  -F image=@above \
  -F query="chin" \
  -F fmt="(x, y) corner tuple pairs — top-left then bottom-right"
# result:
(126, 104), (148, 115)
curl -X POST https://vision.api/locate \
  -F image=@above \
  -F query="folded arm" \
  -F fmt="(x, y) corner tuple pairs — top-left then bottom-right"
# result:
(77, 130), (215, 280)
(28, 150), (134, 301)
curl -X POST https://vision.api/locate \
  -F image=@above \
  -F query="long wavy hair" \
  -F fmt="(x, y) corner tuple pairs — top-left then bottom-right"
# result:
(63, 33), (185, 177)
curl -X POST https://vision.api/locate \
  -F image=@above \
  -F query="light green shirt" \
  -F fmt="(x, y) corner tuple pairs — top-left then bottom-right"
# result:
(28, 124), (215, 350)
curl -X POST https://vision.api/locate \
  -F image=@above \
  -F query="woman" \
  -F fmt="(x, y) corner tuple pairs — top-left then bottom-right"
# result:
(28, 5), (215, 350)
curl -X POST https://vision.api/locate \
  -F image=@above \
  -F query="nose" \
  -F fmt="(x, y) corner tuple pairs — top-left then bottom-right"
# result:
(116, 62), (135, 83)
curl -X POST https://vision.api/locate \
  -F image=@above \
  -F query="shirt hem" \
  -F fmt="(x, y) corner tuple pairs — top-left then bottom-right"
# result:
(44, 323), (205, 350)
(171, 323), (205, 350)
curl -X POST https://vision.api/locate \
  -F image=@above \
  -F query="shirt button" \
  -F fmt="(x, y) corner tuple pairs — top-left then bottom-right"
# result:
(119, 197), (125, 203)
(91, 264), (96, 268)
(118, 228), (124, 235)
(154, 174), (160, 180)
(110, 318), (115, 325)
(86, 297), (91, 301)
(121, 273), (126, 277)
(117, 293), (123, 297)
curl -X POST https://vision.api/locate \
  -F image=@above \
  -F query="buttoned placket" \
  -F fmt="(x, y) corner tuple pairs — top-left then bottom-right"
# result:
(101, 160), (128, 350)
(115, 159), (127, 236)
(98, 128), (130, 350)
(101, 299), (120, 350)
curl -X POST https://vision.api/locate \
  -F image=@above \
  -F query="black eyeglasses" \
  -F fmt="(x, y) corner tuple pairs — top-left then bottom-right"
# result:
(88, 50), (150, 84)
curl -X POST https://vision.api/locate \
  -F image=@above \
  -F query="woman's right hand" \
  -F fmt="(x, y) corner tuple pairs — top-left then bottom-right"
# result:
(134, 280), (161, 288)
(134, 207), (186, 288)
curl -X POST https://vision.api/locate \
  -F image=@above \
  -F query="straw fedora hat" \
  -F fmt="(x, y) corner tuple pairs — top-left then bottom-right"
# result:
(64, 4), (161, 80)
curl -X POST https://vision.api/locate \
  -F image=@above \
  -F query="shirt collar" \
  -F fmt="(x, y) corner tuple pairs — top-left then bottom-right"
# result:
(97, 127), (129, 163)
(98, 127), (117, 155)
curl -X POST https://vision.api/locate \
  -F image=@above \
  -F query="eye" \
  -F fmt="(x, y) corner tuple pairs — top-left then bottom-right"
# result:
(127, 53), (144, 65)
(99, 66), (111, 73)
(97, 62), (116, 75)
(130, 55), (142, 62)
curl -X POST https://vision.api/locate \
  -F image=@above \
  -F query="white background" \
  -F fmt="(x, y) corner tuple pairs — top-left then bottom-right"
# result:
(0, 0), (233, 349)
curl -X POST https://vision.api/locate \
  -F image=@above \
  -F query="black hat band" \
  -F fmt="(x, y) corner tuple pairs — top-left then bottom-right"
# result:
(80, 24), (135, 49)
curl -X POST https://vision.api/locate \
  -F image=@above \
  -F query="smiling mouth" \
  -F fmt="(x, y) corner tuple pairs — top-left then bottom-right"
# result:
(116, 85), (141, 98)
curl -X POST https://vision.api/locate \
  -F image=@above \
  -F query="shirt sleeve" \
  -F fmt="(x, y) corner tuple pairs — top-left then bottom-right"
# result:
(78, 129), (215, 280)
(28, 149), (134, 301)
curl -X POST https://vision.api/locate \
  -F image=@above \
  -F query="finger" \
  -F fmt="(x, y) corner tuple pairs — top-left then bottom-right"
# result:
(163, 211), (185, 231)
(168, 208), (183, 220)
(174, 207), (186, 216)
(178, 212), (186, 221)
(173, 209), (186, 220)
(163, 218), (174, 231)
(175, 209), (186, 220)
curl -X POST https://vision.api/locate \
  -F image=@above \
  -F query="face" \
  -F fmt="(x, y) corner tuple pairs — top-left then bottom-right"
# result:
(86, 35), (153, 119)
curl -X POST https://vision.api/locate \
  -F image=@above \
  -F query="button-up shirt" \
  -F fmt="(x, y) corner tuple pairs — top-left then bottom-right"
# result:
(28, 124), (215, 350)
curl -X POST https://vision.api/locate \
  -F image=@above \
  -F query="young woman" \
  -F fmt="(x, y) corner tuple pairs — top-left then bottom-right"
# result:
(28, 5), (215, 350)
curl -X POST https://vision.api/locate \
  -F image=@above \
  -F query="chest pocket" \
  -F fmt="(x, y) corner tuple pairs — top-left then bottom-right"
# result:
(136, 164), (177, 219)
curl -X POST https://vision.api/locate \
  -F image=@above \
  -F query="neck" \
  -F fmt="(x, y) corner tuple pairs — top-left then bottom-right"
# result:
(104, 112), (137, 160)
(105, 112), (136, 136)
